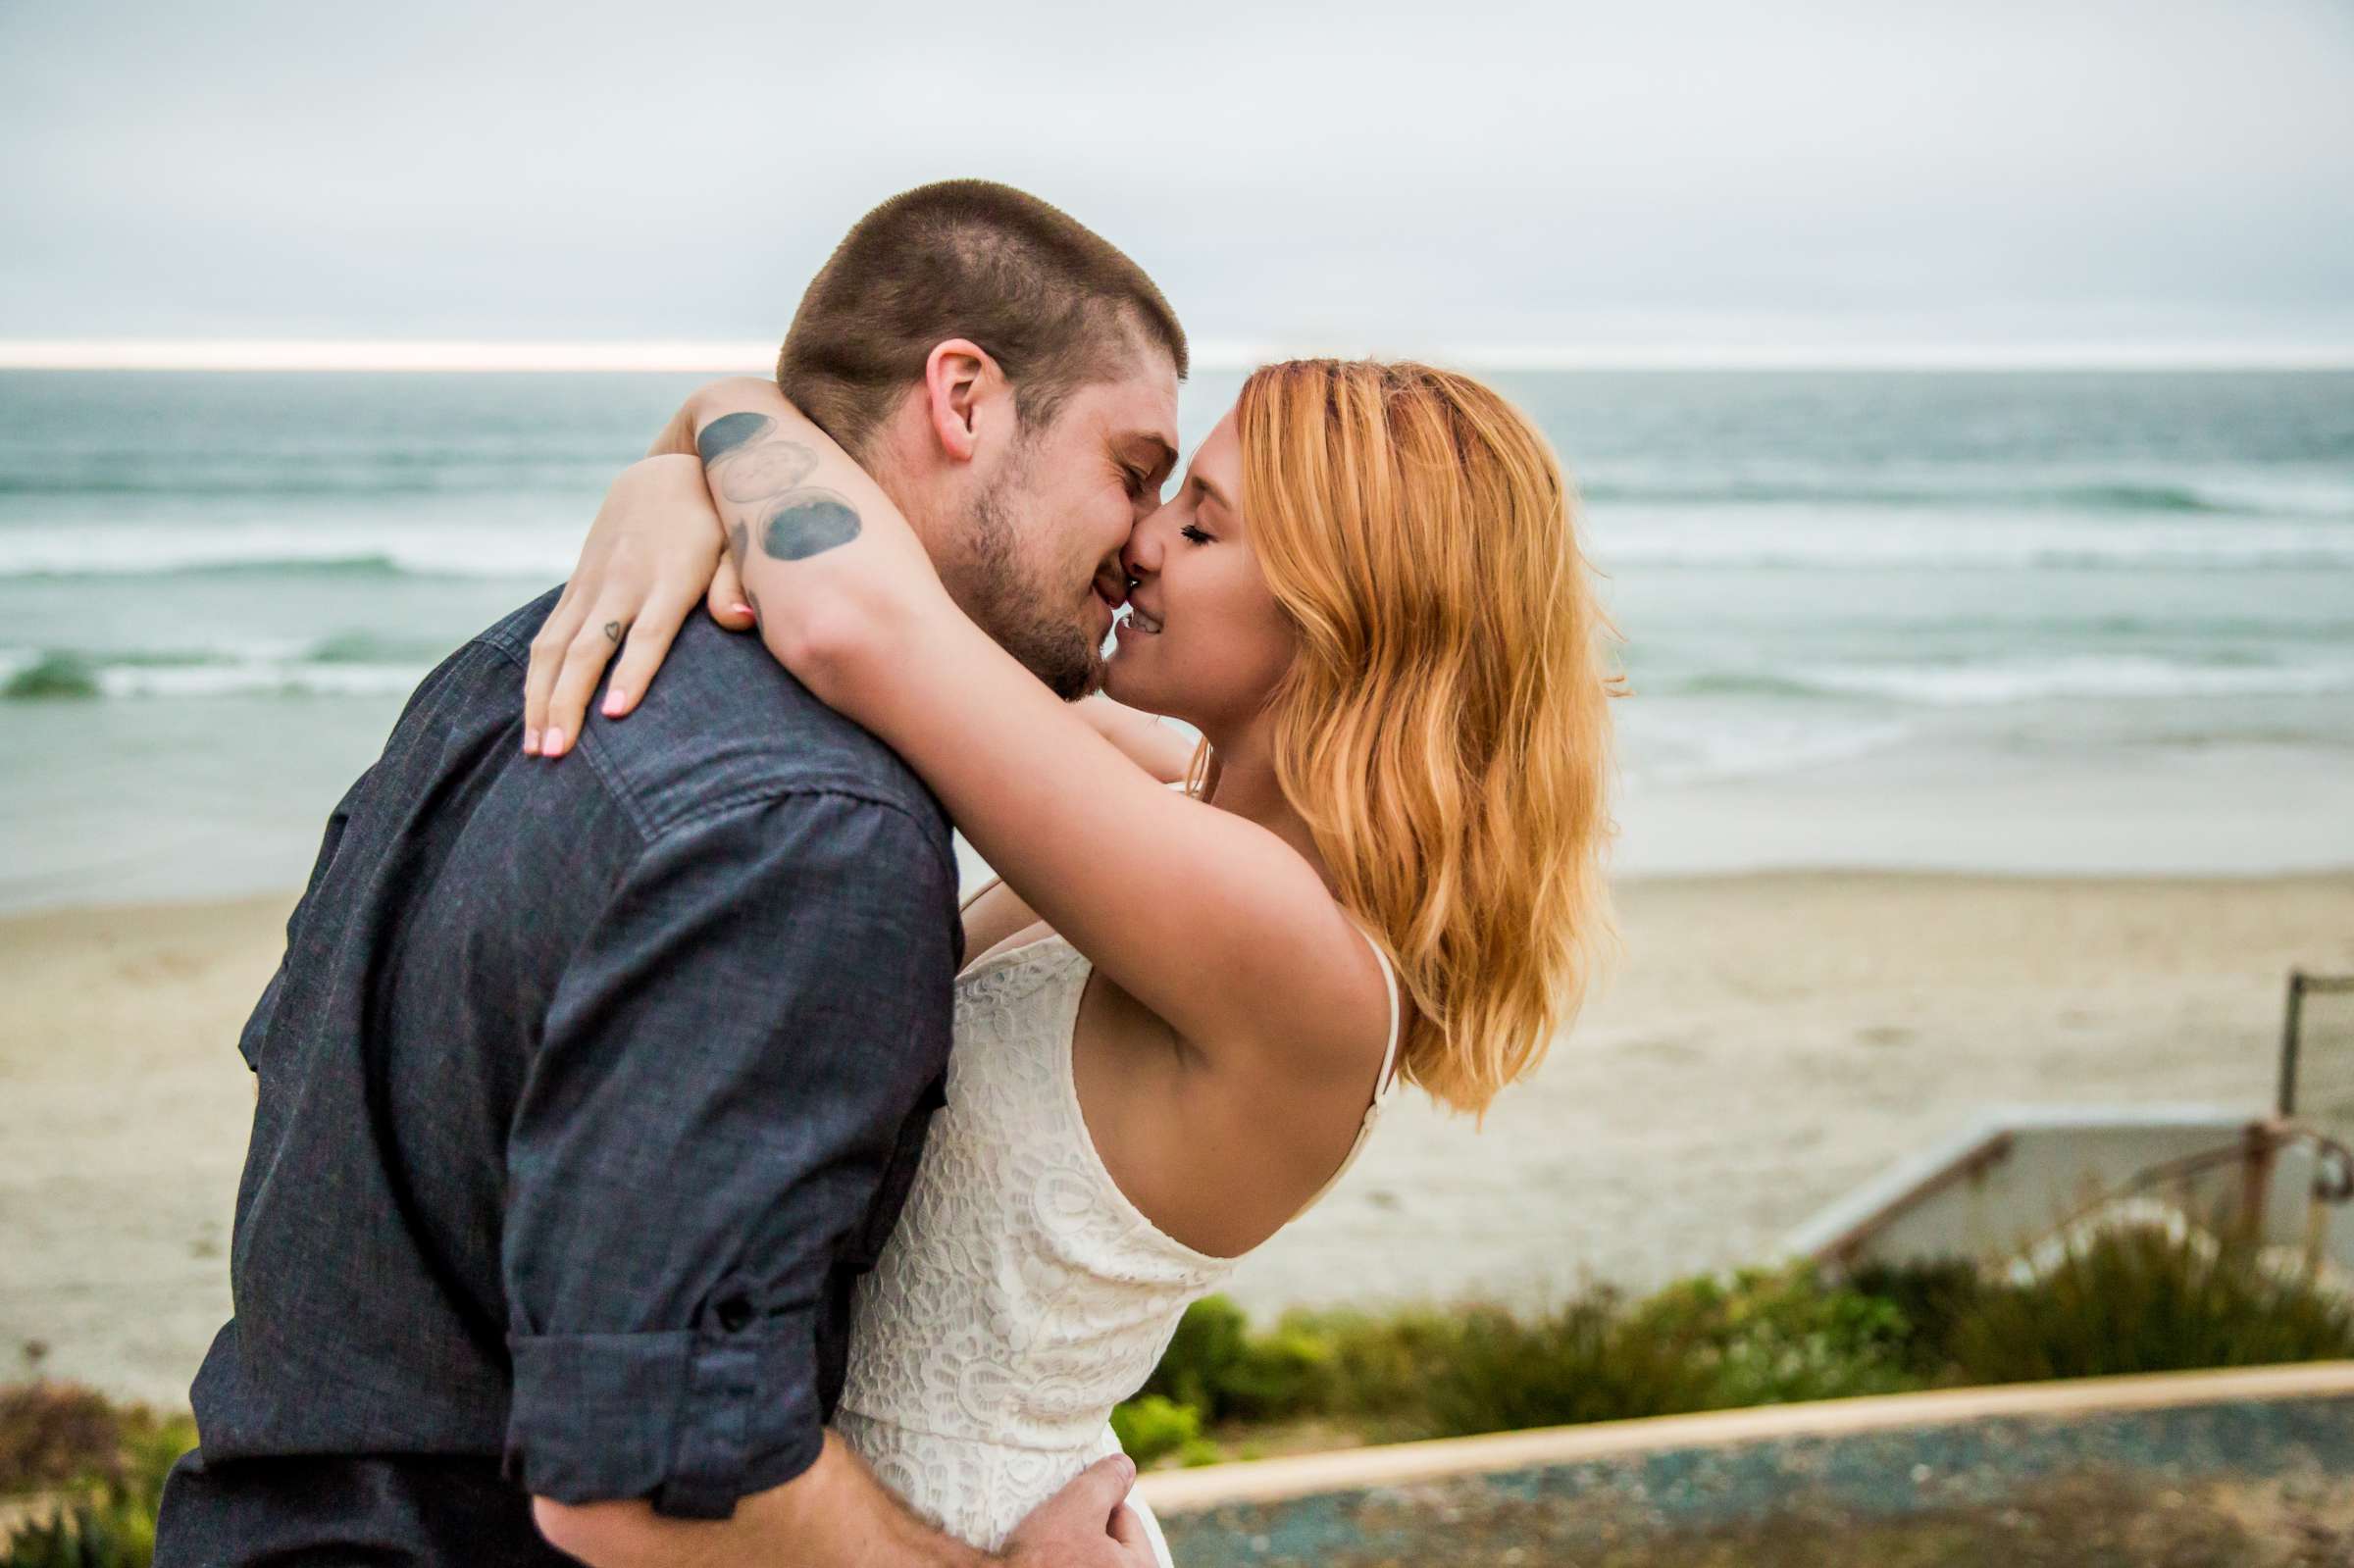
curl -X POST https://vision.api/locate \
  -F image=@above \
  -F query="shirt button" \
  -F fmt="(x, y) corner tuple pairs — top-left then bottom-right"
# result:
(715, 1295), (754, 1334)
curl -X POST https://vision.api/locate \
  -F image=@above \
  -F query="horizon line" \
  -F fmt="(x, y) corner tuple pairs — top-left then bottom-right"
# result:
(3, 337), (2352, 373)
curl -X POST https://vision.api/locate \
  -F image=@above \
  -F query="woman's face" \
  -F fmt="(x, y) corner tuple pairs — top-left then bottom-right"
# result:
(1102, 408), (1296, 734)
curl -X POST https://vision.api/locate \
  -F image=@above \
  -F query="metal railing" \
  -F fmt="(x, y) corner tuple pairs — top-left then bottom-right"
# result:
(2278, 970), (2354, 1119)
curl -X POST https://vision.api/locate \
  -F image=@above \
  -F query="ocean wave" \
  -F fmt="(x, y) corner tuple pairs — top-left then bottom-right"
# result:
(7, 515), (2350, 581)
(1590, 516), (2354, 570)
(0, 473), (607, 499)
(1624, 715), (1918, 785)
(1670, 672), (1842, 701)
(0, 526), (576, 581)
(11, 459), (2342, 519)
(100, 661), (429, 699)
(1, 642), (435, 702)
(1580, 477), (2353, 517)
(1667, 656), (2354, 707)
(0, 448), (625, 497)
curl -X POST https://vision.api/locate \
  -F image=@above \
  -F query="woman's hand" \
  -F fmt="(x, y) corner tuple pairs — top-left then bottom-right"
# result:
(523, 454), (755, 757)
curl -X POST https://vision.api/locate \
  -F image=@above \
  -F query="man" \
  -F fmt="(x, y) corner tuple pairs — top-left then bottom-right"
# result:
(154, 179), (1186, 1567)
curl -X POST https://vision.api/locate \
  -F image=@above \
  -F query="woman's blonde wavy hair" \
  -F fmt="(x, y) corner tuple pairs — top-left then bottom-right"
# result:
(1205, 359), (1624, 1116)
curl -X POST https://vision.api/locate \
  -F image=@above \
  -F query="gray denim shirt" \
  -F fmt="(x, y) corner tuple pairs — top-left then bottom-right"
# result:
(154, 587), (959, 1565)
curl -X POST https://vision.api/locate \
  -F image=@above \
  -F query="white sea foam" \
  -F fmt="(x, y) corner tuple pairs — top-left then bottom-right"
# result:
(7, 368), (2350, 886)
(1581, 474), (2354, 518)
(4, 521), (2341, 580)
(1586, 511), (2354, 570)
(1622, 713), (1919, 786)
(3, 503), (2350, 582)
(95, 661), (430, 699)
(0, 523), (579, 580)
(3, 635), (440, 702)
(1789, 655), (2354, 706)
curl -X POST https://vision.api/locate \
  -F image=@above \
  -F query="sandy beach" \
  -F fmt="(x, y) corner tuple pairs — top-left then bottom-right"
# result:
(5, 872), (2352, 1408)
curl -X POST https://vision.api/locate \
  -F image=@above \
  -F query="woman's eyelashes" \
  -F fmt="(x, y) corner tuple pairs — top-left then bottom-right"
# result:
(1180, 524), (1212, 546)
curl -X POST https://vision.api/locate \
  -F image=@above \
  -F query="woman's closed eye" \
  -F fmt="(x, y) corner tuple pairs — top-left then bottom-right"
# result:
(1180, 524), (1213, 546)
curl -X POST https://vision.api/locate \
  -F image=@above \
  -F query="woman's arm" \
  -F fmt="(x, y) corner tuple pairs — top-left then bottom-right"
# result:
(1071, 698), (1196, 785)
(646, 376), (780, 460)
(548, 379), (1196, 782)
(554, 381), (1384, 1080)
(525, 467), (1197, 782)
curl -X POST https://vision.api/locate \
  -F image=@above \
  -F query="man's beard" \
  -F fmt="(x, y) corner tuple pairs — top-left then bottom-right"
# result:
(953, 464), (1103, 702)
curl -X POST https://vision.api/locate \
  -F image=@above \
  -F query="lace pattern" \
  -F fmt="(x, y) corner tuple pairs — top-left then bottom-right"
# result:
(835, 937), (1233, 1555)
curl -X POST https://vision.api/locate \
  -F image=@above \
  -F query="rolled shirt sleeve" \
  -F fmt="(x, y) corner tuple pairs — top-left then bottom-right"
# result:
(500, 788), (955, 1518)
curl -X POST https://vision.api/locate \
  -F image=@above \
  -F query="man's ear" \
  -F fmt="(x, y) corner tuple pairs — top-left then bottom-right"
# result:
(922, 338), (1004, 465)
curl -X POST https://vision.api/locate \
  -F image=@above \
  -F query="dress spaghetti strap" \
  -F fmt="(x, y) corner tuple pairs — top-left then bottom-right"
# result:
(957, 875), (1004, 917)
(1291, 926), (1404, 1219)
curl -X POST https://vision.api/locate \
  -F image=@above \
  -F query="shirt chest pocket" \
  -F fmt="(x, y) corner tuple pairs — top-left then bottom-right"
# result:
(847, 1073), (947, 1272)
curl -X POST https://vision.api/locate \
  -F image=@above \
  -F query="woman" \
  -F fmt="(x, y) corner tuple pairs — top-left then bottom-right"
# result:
(526, 360), (1621, 1558)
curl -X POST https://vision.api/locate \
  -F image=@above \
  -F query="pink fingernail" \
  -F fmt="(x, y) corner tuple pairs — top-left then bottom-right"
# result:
(601, 691), (627, 718)
(731, 602), (752, 618)
(523, 728), (540, 755)
(543, 727), (565, 757)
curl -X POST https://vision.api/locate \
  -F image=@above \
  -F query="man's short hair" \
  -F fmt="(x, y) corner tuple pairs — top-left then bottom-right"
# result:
(777, 180), (1188, 459)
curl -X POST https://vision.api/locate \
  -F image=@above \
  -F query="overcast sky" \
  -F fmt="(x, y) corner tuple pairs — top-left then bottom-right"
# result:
(5, 0), (2351, 356)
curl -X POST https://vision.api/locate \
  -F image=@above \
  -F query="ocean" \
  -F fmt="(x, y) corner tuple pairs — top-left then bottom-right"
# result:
(2, 368), (2350, 912)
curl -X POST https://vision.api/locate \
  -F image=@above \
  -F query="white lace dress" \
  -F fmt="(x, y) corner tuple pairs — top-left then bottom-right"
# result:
(834, 929), (1400, 1561)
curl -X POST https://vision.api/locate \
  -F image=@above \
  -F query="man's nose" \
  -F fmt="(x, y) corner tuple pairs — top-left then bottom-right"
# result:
(1121, 513), (1165, 580)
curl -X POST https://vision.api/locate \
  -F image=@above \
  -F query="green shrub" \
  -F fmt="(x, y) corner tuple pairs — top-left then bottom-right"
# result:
(1422, 1297), (1723, 1438)
(1844, 1258), (1988, 1378)
(1, 1382), (191, 1568)
(1211, 1325), (1333, 1420)
(1295, 1305), (1464, 1424)
(1946, 1224), (2354, 1384)
(2, 1499), (152, 1568)
(1625, 1264), (1920, 1407)
(1379, 1267), (1922, 1439)
(0, 1386), (126, 1495)
(1130, 1269), (1929, 1447)
(1113, 1230), (2354, 1466)
(1138, 1297), (1250, 1416)
(1176, 1437), (1224, 1468)
(1138, 1296), (1341, 1423)
(1108, 1395), (1203, 1467)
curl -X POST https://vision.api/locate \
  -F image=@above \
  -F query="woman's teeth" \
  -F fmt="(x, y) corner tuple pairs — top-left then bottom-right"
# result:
(1125, 607), (1162, 633)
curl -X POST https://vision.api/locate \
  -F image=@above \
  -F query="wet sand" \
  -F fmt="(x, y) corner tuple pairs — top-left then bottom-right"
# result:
(4, 873), (2351, 1406)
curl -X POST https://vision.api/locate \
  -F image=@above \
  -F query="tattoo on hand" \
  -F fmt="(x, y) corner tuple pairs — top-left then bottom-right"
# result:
(602, 620), (621, 645)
